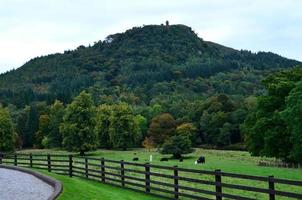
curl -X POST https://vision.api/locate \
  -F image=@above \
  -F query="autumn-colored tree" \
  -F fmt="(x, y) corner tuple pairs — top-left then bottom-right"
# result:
(142, 137), (155, 151)
(147, 113), (176, 145)
(176, 123), (197, 143)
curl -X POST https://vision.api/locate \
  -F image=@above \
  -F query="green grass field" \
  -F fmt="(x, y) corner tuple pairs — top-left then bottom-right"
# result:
(18, 148), (302, 199)
(20, 148), (302, 180)
(37, 170), (161, 200)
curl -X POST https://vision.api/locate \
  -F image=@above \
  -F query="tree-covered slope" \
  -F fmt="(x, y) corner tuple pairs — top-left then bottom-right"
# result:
(0, 24), (300, 107)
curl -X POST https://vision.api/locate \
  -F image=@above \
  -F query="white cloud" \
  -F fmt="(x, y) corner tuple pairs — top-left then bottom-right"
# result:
(0, 0), (301, 73)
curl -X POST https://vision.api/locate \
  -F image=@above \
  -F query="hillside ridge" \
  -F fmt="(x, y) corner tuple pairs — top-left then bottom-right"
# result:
(0, 24), (300, 107)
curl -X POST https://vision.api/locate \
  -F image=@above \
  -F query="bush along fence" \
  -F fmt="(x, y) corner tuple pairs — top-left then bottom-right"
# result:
(0, 153), (302, 200)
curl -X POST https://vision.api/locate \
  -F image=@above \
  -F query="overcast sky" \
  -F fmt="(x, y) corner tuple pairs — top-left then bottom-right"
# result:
(0, 0), (301, 73)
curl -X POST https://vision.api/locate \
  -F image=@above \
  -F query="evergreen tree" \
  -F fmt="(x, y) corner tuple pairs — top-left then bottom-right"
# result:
(48, 100), (65, 147)
(15, 106), (29, 148)
(23, 105), (39, 148)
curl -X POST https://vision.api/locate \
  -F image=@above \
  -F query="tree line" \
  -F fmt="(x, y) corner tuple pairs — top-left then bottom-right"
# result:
(1, 68), (302, 163)
(1, 67), (302, 163)
(0, 91), (196, 157)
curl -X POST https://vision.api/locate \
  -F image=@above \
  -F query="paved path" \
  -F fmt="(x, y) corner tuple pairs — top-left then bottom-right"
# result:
(0, 168), (54, 200)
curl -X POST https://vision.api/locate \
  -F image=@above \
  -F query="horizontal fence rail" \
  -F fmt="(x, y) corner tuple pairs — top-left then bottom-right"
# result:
(0, 153), (301, 200)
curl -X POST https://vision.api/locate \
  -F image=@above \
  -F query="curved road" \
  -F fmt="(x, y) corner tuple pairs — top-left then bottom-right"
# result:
(0, 168), (54, 200)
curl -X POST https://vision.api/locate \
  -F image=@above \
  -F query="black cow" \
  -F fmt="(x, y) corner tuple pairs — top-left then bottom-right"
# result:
(196, 156), (205, 164)
(160, 158), (168, 162)
(132, 157), (139, 161)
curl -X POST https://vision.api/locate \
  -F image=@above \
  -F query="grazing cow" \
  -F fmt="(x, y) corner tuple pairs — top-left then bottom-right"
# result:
(196, 156), (205, 164)
(132, 157), (139, 161)
(160, 158), (168, 162)
(179, 158), (183, 162)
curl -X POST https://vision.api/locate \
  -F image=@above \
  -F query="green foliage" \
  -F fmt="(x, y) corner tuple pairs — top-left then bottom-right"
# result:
(148, 113), (176, 145)
(175, 123), (197, 144)
(134, 114), (148, 138)
(281, 80), (302, 164)
(198, 94), (245, 146)
(42, 136), (50, 148)
(15, 106), (29, 148)
(95, 104), (112, 148)
(60, 91), (98, 155)
(0, 107), (15, 152)
(34, 114), (50, 148)
(242, 68), (302, 163)
(48, 100), (65, 147)
(95, 103), (142, 150)
(23, 105), (39, 148)
(108, 103), (141, 150)
(0, 24), (301, 154)
(161, 135), (194, 158)
(0, 25), (299, 109)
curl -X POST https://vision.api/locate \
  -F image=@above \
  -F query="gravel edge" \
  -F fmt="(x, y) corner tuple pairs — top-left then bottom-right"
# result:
(0, 165), (62, 200)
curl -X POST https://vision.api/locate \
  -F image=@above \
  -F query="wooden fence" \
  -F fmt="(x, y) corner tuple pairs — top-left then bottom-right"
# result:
(0, 153), (301, 200)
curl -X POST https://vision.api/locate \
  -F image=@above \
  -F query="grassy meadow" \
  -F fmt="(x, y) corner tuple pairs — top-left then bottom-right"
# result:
(16, 148), (302, 200)
(37, 170), (161, 200)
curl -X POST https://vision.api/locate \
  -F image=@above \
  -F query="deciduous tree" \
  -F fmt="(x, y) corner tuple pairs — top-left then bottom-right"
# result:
(148, 113), (176, 145)
(161, 135), (194, 159)
(60, 91), (97, 155)
(0, 107), (15, 152)
(95, 103), (142, 150)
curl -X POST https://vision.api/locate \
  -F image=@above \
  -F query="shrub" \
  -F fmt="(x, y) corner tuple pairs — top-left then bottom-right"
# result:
(161, 135), (194, 159)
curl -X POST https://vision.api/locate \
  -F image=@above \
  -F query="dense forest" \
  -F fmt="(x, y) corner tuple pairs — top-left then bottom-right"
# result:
(0, 24), (301, 163)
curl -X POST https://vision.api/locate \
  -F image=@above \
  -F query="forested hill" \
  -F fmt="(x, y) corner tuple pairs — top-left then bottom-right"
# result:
(0, 24), (300, 108)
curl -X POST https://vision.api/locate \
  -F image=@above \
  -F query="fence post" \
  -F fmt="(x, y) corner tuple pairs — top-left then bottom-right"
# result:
(29, 153), (33, 168)
(85, 157), (88, 178)
(69, 155), (73, 177)
(215, 169), (222, 200)
(121, 160), (125, 187)
(145, 162), (150, 193)
(101, 158), (105, 182)
(14, 154), (17, 166)
(47, 154), (51, 172)
(174, 165), (179, 199)
(268, 176), (275, 200)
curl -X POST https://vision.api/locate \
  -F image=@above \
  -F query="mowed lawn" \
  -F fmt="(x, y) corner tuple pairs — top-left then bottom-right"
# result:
(38, 170), (161, 200)
(19, 148), (302, 199)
